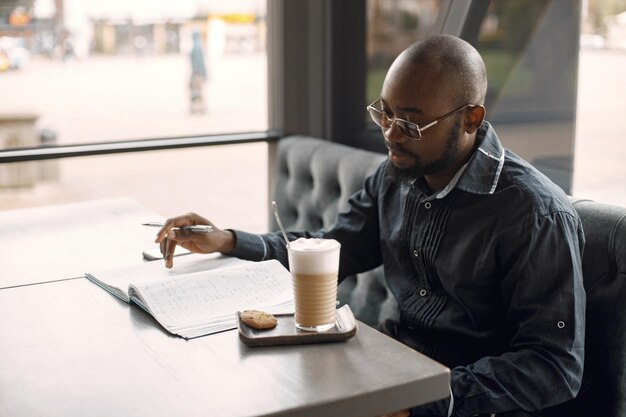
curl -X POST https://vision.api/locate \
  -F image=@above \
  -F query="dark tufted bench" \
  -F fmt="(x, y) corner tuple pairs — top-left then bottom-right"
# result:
(561, 198), (626, 417)
(271, 135), (626, 416)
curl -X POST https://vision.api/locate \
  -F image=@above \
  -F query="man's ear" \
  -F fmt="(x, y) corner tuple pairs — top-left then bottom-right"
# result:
(464, 105), (486, 134)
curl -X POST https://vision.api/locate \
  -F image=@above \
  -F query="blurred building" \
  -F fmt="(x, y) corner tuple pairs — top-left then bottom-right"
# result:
(0, 0), (266, 59)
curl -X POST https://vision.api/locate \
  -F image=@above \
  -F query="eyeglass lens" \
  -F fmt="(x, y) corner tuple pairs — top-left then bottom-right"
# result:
(368, 107), (421, 139)
(397, 120), (420, 138)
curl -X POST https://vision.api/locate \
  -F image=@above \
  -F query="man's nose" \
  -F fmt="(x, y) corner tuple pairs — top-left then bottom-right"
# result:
(383, 121), (408, 144)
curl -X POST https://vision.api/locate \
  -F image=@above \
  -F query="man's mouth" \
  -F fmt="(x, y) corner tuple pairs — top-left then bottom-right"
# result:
(386, 142), (415, 166)
(389, 150), (413, 165)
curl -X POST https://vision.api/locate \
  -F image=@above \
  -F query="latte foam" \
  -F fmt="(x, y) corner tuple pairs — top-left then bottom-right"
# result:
(288, 238), (340, 275)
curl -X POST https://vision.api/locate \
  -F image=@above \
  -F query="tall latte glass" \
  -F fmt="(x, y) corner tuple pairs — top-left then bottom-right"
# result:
(287, 238), (341, 332)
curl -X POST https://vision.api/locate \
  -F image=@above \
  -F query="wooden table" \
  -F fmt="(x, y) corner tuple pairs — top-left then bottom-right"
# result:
(0, 199), (450, 417)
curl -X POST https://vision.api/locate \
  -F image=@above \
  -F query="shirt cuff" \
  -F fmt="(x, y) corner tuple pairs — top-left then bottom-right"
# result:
(448, 386), (454, 417)
(227, 229), (268, 262)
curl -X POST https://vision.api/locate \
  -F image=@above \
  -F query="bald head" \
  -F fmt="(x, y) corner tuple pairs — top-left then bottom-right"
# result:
(389, 34), (487, 106)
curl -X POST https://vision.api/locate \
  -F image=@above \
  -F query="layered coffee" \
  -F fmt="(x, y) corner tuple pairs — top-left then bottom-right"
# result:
(287, 238), (340, 331)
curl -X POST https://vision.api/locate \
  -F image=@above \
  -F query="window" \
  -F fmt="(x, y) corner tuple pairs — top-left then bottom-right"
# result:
(366, 0), (440, 107)
(573, 1), (626, 207)
(0, 0), (267, 145)
(470, 1), (580, 194)
(0, 0), (270, 231)
(366, 1), (596, 199)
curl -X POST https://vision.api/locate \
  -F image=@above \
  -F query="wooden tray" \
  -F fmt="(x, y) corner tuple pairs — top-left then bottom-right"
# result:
(237, 305), (358, 347)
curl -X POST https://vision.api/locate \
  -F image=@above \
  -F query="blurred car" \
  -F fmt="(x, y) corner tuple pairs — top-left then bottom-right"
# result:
(0, 37), (30, 70)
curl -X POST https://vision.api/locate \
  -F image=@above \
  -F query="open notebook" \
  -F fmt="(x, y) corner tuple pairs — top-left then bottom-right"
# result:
(86, 254), (294, 339)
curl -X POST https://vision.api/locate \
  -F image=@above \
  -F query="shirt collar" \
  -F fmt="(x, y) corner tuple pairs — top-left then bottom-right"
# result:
(453, 121), (505, 196)
(410, 121), (505, 198)
(435, 161), (469, 199)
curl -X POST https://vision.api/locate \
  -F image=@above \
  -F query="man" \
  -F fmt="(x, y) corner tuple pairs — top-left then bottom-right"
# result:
(156, 35), (586, 416)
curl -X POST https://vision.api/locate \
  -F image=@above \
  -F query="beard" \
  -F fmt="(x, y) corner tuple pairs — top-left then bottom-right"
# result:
(384, 117), (461, 184)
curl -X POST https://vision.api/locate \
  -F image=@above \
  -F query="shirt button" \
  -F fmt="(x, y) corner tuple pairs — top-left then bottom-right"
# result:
(424, 202), (432, 209)
(419, 289), (428, 297)
(413, 249), (419, 257)
(557, 321), (566, 329)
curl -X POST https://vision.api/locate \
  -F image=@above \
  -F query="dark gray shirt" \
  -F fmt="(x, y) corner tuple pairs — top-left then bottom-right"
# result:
(231, 122), (586, 416)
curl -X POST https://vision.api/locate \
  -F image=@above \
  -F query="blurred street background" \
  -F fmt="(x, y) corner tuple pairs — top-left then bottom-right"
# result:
(0, 0), (625, 234)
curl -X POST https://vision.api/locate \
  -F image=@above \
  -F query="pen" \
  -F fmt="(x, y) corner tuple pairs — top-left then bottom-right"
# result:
(142, 222), (213, 233)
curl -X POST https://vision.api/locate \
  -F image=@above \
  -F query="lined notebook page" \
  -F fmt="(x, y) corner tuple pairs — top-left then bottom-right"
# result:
(86, 253), (251, 302)
(129, 260), (294, 338)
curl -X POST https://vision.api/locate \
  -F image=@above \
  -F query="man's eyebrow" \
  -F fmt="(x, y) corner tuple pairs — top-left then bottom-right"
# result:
(380, 99), (424, 115)
(396, 105), (424, 114)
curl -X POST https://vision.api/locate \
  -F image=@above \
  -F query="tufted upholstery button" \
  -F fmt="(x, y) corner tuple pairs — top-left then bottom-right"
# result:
(424, 202), (432, 209)
(557, 321), (566, 329)
(413, 249), (419, 257)
(419, 289), (427, 297)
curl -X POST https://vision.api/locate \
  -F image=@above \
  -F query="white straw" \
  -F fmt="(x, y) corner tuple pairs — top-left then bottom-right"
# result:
(271, 201), (290, 247)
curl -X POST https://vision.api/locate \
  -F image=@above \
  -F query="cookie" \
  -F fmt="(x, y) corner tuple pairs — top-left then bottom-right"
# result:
(240, 310), (278, 330)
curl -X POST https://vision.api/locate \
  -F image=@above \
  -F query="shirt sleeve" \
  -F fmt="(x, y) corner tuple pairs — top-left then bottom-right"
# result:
(449, 210), (586, 415)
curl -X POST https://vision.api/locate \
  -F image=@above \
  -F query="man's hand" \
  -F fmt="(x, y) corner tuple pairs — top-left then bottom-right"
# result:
(155, 212), (235, 268)
(379, 410), (410, 417)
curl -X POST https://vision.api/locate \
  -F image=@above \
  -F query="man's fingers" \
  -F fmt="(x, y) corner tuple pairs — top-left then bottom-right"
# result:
(160, 237), (177, 269)
(153, 213), (221, 266)
(159, 237), (167, 256)
(166, 229), (200, 243)
(155, 213), (211, 244)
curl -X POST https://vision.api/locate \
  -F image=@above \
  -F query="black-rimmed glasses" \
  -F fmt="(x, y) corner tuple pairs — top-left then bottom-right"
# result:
(366, 98), (473, 140)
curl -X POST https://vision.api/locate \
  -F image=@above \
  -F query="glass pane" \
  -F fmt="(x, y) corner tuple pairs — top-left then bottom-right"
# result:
(366, 0), (440, 105)
(0, 143), (269, 232)
(472, 1), (580, 194)
(573, 2), (626, 207)
(0, 0), (267, 149)
(365, 1), (582, 195)
(0, 0), (269, 223)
